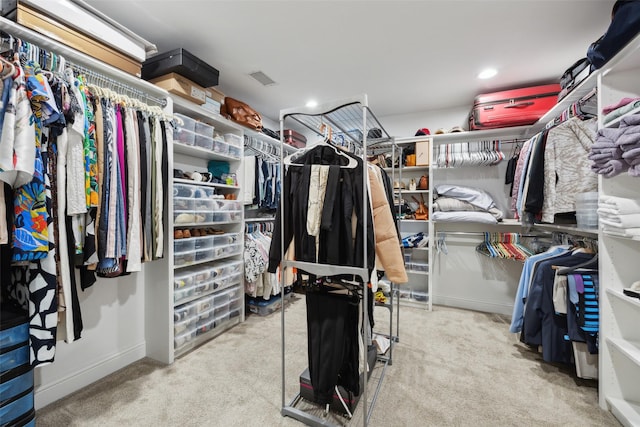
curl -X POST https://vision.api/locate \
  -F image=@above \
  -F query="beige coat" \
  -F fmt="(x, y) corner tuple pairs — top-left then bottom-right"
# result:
(369, 167), (408, 284)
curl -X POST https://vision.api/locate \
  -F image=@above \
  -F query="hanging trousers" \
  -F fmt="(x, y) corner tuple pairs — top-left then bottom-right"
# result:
(306, 291), (360, 405)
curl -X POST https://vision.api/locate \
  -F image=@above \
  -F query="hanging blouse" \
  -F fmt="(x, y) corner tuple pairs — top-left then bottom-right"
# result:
(0, 67), (36, 189)
(12, 64), (51, 262)
(78, 77), (98, 208)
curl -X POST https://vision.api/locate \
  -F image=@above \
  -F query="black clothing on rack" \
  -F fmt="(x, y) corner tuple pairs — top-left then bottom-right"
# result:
(522, 251), (593, 364)
(306, 290), (360, 404)
(267, 145), (375, 277)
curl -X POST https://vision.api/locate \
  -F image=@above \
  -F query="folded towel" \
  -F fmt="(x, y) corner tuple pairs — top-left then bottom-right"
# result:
(620, 111), (640, 127)
(593, 159), (629, 177)
(603, 97), (640, 115)
(604, 101), (640, 124)
(602, 225), (640, 237)
(622, 146), (640, 165)
(589, 150), (621, 162)
(600, 196), (640, 214)
(599, 212), (640, 228)
(616, 128), (640, 149)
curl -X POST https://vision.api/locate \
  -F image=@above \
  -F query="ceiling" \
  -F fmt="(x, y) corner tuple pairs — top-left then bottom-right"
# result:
(85, 0), (615, 124)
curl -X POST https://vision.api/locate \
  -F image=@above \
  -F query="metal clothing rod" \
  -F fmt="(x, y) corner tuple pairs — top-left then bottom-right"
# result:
(436, 231), (544, 237)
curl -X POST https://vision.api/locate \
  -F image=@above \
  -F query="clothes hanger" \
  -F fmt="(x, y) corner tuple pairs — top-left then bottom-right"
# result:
(555, 253), (598, 274)
(0, 55), (15, 79)
(283, 123), (357, 169)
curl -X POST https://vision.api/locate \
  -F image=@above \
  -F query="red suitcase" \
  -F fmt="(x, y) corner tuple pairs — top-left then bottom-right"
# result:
(280, 129), (307, 148)
(469, 83), (561, 130)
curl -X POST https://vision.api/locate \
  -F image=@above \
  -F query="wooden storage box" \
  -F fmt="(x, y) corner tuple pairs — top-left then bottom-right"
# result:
(415, 140), (430, 166)
(150, 73), (206, 105)
(16, 2), (142, 76)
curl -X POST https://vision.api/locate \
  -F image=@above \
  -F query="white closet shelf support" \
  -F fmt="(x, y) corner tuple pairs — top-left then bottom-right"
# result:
(607, 338), (640, 368)
(606, 398), (640, 427)
(606, 288), (640, 310)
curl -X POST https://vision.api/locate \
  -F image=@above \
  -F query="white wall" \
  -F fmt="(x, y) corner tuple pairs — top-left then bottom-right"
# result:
(379, 105), (470, 138)
(34, 272), (148, 409)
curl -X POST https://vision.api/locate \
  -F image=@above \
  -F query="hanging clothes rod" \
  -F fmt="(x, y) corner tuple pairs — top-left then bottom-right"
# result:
(437, 231), (548, 238)
(0, 17), (169, 105)
(245, 217), (275, 222)
(68, 63), (167, 107)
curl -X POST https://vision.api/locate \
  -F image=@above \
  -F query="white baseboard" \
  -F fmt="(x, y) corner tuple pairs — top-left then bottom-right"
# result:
(433, 295), (513, 316)
(34, 342), (146, 410)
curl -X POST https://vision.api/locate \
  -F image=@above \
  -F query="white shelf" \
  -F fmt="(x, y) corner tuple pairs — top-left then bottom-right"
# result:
(395, 189), (429, 194)
(383, 165), (429, 172)
(398, 298), (429, 309)
(404, 246), (429, 251)
(607, 288), (640, 310)
(173, 142), (242, 162)
(406, 269), (429, 276)
(607, 338), (640, 369)
(172, 96), (242, 134)
(430, 126), (531, 145)
(244, 127), (298, 154)
(400, 219), (429, 224)
(173, 177), (239, 190)
(533, 223), (598, 237)
(602, 230), (640, 242)
(606, 397), (640, 427)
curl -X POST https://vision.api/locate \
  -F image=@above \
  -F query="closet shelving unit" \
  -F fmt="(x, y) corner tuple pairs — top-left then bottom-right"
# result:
(278, 95), (396, 427)
(169, 95), (246, 358)
(595, 32), (640, 426)
(382, 137), (433, 310)
(427, 127), (531, 316)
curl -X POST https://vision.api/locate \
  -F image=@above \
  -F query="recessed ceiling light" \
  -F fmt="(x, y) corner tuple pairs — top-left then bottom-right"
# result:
(478, 68), (498, 79)
(306, 100), (318, 108)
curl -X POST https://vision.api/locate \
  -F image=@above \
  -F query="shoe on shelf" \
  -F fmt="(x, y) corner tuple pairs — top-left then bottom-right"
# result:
(183, 229), (192, 239)
(174, 229), (184, 239)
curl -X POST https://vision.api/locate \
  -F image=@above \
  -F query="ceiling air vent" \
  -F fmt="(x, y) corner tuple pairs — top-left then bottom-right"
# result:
(249, 71), (277, 86)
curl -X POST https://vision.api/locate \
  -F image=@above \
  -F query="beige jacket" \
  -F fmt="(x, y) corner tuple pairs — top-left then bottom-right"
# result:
(369, 166), (408, 284)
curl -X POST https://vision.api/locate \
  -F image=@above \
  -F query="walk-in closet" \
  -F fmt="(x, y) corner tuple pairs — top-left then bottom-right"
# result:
(1, 1), (639, 426)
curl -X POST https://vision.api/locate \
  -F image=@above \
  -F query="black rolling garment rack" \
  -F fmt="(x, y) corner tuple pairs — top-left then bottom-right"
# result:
(273, 95), (399, 426)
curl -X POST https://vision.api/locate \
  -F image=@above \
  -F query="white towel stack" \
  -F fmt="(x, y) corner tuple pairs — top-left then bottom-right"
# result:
(598, 196), (640, 237)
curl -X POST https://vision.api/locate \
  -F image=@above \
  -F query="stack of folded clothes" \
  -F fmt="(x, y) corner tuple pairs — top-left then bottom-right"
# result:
(598, 195), (640, 238)
(402, 232), (428, 248)
(603, 97), (640, 124)
(589, 128), (627, 177)
(590, 112), (640, 177)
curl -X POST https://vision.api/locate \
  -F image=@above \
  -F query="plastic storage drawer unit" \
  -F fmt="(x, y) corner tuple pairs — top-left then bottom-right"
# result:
(174, 113), (196, 133)
(195, 121), (215, 138)
(0, 306), (28, 353)
(0, 387), (34, 426)
(0, 366), (33, 407)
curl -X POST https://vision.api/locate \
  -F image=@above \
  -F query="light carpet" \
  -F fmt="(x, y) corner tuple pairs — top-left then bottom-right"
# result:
(36, 294), (620, 426)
